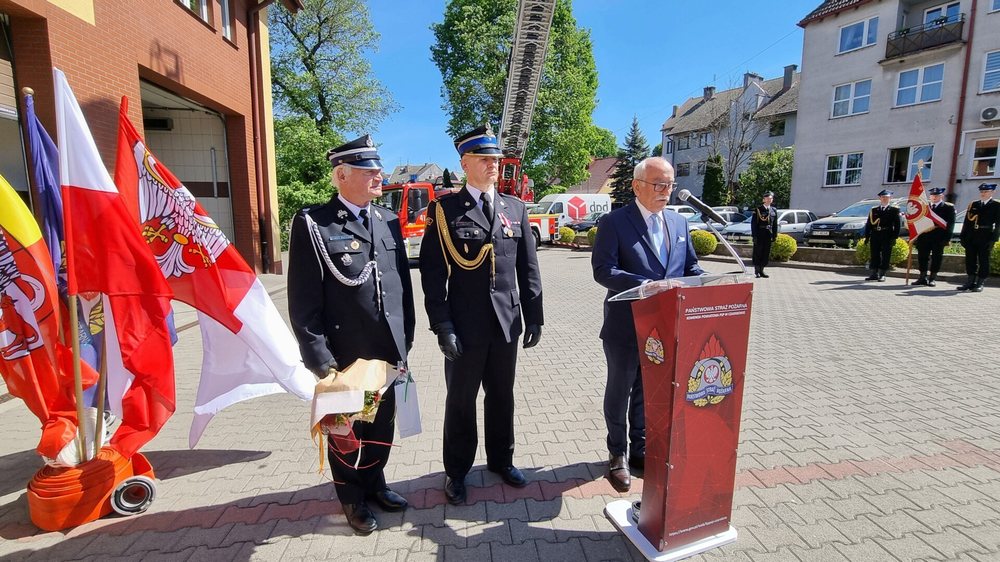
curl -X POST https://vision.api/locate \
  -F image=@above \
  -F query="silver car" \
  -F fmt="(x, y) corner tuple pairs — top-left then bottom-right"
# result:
(722, 209), (818, 243)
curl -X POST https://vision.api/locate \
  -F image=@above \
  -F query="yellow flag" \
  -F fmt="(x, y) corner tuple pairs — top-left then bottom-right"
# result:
(0, 174), (43, 247)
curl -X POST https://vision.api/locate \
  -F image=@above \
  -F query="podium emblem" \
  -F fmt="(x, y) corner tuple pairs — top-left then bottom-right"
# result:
(643, 330), (664, 364)
(686, 334), (734, 407)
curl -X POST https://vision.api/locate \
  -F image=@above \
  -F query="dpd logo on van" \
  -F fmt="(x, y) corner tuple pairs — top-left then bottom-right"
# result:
(567, 196), (587, 220)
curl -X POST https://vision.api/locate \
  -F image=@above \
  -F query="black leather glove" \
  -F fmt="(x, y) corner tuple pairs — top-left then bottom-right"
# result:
(311, 357), (338, 379)
(523, 324), (542, 349)
(434, 322), (462, 361)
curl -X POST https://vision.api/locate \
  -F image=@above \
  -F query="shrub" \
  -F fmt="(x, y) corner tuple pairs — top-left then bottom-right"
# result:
(854, 238), (910, 267)
(587, 226), (598, 246)
(558, 226), (577, 244)
(769, 233), (797, 261)
(690, 229), (718, 256)
(992, 242), (1000, 275)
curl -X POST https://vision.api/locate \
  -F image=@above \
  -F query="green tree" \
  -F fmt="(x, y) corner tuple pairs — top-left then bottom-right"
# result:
(274, 116), (343, 186)
(651, 143), (663, 158)
(608, 117), (649, 206)
(431, 0), (605, 191)
(736, 146), (794, 209)
(701, 153), (727, 206)
(269, 0), (397, 136)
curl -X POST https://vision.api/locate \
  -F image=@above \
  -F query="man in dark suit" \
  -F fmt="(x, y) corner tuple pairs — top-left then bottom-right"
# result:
(591, 156), (704, 492)
(751, 191), (779, 278)
(864, 189), (902, 282)
(419, 124), (543, 505)
(913, 187), (956, 287)
(287, 136), (415, 535)
(959, 183), (1000, 292)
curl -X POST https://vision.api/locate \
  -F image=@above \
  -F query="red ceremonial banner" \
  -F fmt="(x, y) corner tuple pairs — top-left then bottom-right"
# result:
(631, 282), (753, 551)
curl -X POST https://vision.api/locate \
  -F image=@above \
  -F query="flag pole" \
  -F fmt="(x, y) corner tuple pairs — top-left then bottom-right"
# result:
(93, 329), (108, 459)
(68, 295), (88, 462)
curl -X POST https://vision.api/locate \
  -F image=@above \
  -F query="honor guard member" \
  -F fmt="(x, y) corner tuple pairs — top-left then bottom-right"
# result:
(419, 124), (544, 505)
(864, 190), (902, 281)
(913, 187), (956, 287)
(958, 183), (1000, 292)
(751, 191), (778, 278)
(287, 135), (415, 535)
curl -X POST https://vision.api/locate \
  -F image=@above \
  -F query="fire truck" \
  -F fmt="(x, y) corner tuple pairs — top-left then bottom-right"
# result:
(379, 0), (558, 259)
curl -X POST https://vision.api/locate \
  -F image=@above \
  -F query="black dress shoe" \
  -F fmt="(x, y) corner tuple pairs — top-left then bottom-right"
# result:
(369, 488), (408, 512)
(343, 502), (377, 535)
(444, 477), (466, 505)
(759, 272), (769, 278)
(490, 465), (528, 488)
(913, 277), (928, 286)
(926, 279), (936, 287)
(628, 454), (645, 472)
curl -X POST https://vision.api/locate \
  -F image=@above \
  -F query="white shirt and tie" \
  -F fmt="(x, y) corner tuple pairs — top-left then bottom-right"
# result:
(637, 201), (669, 266)
(466, 184), (496, 222)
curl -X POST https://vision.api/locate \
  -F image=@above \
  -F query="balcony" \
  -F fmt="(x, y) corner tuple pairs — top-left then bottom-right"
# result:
(885, 14), (964, 60)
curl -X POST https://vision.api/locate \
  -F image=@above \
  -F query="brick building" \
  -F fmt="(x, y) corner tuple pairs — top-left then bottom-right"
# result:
(0, 0), (300, 272)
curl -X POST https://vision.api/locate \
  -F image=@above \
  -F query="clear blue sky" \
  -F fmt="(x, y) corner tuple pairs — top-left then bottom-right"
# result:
(366, 0), (822, 176)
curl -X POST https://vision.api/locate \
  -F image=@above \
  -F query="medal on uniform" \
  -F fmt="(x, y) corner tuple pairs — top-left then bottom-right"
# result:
(498, 212), (514, 237)
(350, 240), (360, 250)
(374, 210), (382, 220)
(340, 253), (353, 266)
(337, 209), (348, 220)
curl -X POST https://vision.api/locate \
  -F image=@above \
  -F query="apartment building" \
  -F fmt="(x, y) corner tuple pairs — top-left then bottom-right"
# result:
(792, 0), (1000, 215)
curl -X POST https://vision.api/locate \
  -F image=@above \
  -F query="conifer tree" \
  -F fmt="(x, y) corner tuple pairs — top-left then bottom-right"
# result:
(608, 117), (650, 206)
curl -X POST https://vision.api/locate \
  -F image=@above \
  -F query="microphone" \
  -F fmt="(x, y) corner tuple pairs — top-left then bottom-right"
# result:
(677, 189), (728, 226)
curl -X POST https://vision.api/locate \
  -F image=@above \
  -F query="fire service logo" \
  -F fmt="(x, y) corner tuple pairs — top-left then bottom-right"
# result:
(686, 334), (734, 407)
(644, 328), (665, 365)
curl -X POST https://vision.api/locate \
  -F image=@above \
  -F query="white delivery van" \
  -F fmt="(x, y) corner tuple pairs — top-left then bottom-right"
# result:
(535, 193), (612, 228)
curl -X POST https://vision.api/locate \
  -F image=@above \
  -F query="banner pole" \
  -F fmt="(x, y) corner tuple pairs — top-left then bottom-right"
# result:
(93, 331), (107, 459)
(905, 238), (914, 285)
(68, 294), (87, 462)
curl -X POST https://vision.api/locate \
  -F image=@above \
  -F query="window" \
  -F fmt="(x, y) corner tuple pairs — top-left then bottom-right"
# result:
(220, 0), (233, 39)
(838, 17), (878, 53)
(886, 145), (933, 183)
(677, 163), (691, 177)
(992, 0), (1000, 12)
(925, 2), (961, 25)
(825, 152), (863, 186)
(698, 132), (712, 147)
(832, 79), (871, 117)
(972, 138), (998, 177)
(664, 140), (674, 154)
(769, 119), (786, 137)
(984, 51), (1000, 93)
(180, 0), (210, 23)
(896, 64), (944, 106)
(677, 136), (690, 150)
(697, 161), (707, 175)
(550, 202), (564, 214)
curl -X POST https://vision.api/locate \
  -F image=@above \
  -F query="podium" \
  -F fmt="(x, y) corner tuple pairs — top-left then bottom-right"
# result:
(604, 273), (753, 561)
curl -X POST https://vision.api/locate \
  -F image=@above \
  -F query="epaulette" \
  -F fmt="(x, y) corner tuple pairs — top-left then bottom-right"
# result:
(371, 202), (393, 215)
(436, 191), (458, 201)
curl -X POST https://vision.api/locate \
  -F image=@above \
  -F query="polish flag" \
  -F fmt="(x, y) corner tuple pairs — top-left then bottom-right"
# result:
(55, 69), (176, 458)
(905, 175), (946, 240)
(113, 97), (313, 448)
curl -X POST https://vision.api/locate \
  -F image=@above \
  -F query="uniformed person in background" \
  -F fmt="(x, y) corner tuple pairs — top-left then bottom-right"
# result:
(419, 124), (544, 505)
(913, 187), (956, 287)
(287, 136), (415, 535)
(864, 189), (901, 282)
(751, 191), (778, 278)
(958, 183), (1000, 292)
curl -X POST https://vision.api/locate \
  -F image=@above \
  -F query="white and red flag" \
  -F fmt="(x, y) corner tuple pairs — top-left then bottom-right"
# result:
(113, 97), (313, 448)
(905, 175), (947, 240)
(55, 69), (176, 459)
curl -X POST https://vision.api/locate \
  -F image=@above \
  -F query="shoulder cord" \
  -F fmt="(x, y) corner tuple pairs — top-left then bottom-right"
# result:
(304, 213), (382, 311)
(434, 202), (495, 288)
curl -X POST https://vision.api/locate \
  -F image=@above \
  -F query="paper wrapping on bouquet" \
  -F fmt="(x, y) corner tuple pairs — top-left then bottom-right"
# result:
(394, 373), (422, 438)
(630, 282), (753, 552)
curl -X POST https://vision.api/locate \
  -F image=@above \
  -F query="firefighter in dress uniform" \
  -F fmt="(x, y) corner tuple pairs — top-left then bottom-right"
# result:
(958, 183), (1000, 292)
(864, 189), (902, 282)
(913, 186), (956, 287)
(419, 125), (544, 505)
(751, 191), (778, 278)
(287, 136), (415, 535)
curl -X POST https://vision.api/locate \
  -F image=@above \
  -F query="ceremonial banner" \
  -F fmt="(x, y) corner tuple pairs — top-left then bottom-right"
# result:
(55, 68), (176, 458)
(0, 174), (96, 459)
(630, 282), (753, 552)
(113, 97), (314, 448)
(905, 175), (946, 240)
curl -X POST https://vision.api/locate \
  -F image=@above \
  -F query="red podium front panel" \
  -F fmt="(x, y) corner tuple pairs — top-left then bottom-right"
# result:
(631, 282), (753, 552)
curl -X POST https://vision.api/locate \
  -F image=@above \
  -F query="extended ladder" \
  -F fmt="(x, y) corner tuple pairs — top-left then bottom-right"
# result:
(498, 0), (555, 161)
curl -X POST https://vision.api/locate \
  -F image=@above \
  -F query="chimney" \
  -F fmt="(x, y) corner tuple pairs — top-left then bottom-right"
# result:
(671, 104), (679, 118)
(743, 72), (763, 88)
(781, 64), (798, 93)
(703, 86), (715, 101)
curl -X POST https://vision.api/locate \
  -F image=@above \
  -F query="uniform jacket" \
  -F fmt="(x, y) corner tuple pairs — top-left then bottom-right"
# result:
(923, 201), (956, 246)
(961, 198), (1000, 246)
(419, 187), (543, 346)
(864, 205), (902, 243)
(751, 205), (778, 241)
(592, 202), (704, 348)
(287, 197), (415, 373)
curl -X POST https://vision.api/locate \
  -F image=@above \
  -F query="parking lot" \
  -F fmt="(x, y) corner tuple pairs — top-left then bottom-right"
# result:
(1, 248), (999, 561)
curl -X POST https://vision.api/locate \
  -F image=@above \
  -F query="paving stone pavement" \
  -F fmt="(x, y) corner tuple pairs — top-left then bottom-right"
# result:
(1, 248), (999, 561)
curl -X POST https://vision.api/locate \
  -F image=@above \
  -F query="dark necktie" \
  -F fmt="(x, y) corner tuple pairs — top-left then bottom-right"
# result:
(482, 193), (494, 225)
(359, 208), (371, 234)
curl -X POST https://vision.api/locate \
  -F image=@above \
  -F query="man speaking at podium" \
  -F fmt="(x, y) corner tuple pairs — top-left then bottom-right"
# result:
(591, 157), (704, 492)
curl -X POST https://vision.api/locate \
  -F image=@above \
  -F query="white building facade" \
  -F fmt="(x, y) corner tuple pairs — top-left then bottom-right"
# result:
(792, 0), (1000, 215)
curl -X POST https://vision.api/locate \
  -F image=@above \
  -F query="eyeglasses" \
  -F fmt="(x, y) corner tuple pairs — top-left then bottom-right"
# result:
(635, 178), (675, 192)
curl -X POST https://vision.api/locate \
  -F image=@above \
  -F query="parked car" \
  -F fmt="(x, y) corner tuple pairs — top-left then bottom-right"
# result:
(722, 209), (818, 243)
(803, 198), (907, 247)
(952, 209), (965, 242)
(715, 210), (748, 224)
(687, 213), (709, 232)
(568, 211), (606, 232)
(664, 204), (698, 218)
